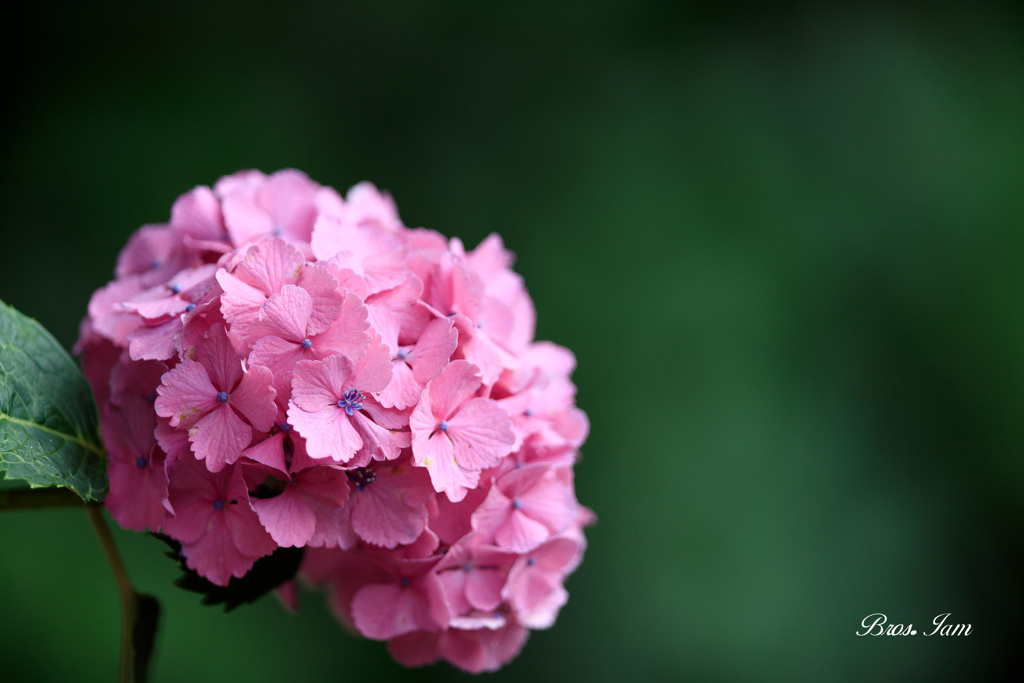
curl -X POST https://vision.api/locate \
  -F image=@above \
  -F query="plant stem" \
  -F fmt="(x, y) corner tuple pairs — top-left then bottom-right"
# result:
(0, 487), (85, 511)
(88, 503), (136, 683)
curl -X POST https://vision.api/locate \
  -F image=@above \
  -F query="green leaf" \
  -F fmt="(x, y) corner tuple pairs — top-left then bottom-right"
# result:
(155, 534), (304, 611)
(0, 298), (107, 501)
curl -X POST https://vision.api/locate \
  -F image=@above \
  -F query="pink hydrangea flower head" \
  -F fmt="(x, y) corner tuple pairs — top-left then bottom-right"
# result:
(76, 169), (592, 674)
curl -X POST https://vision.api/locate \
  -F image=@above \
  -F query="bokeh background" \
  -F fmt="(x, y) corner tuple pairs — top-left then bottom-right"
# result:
(2, 2), (1023, 681)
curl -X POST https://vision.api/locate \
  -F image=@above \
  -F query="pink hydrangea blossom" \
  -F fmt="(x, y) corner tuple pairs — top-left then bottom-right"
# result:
(154, 322), (277, 471)
(410, 360), (515, 502)
(78, 169), (592, 673)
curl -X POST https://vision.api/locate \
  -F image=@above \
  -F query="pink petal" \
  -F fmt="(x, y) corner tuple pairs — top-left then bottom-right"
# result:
(288, 403), (362, 463)
(426, 360), (482, 421)
(350, 475), (428, 548)
(294, 465), (351, 508)
(310, 213), (354, 261)
(123, 286), (189, 320)
(216, 269), (268, 331)
(350, 494), (423, 549)
(352, 582), (437, 640)
(161, 459), (219, 544)
(252, 284), (312, 341)
(358, 395), (409, 430)
(237, 238), (303, 299)
(106, 453), (168, 532)
(377, 360), (422, 410)
(413, 432), (479, 502)
(127, 319), (179, 361)
(248, 335), (304, 399)
(465, 567), (508, 613)
(517, 477), (576, 535)
(351, 410), (410, 462)
(296, 263), (345, 334)
(189, 404), (253, 471)
(154, 359), (217, 428)
(252, 486), (317, 547)
(312, 291), (369, 360)
(241, 432), (288, 474)
(228, 364), (277, 431)
(115, 225), (178, 281)
(448, 397), (514, 470)
(179, 513), (258, 586)
(350, 333), (393, 393)
(388, 631), (441, 668)
(492, 509), (550, 553)
(429, 485), (488, 545)
(224, 479), (278, 557)
(459, 327), (516, 387)
(531, 535), (585, 574)
(195, 323), (244, 393)
(223, 190), (275, 246)
(171, 185), (225, 242)
(289, 356), (354, 412)
(214, 169), (266, 199)
(408, 318), (458, 384)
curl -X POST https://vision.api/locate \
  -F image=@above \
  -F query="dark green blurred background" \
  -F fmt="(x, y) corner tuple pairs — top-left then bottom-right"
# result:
(2, 2), (1023, 681)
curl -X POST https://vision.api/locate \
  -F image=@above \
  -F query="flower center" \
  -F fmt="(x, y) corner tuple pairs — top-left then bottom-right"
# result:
(169, 283), (182, 295)
(346, 467), (376, 492)
(217, 391), (229, 403)
(212, 499), (225, 511)
(396, 348), (409, 360)
(438, 420), (449, 432)
(301, 338), (312, 349)
(135, 456), (147, 469)
(338, 389), (364, 416)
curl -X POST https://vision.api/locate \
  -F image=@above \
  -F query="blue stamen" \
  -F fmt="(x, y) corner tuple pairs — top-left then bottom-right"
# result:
(217, 391), (229, 403)
(337, 389), (364, 416)
(400, 577), (411, 588)
(169, 283), (182, 295)
(185, 303), (196, 313)
(512, 499), (522, 510)
(346, 467), (376, 492)
(462, 562), (474, 573)
(151, 259), (161, 270)
(438, 420), (449, 432)
(396, 348), (408, 360)
(301, 338), (312, 349)
(135, 456), (147, 469)
(524, 408), (533, 417)
(527, 557), (536, 566)
(212, 499), (225, 511)
(147, 392), (156, 402)
(280, 422), (291, 432)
